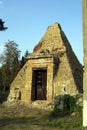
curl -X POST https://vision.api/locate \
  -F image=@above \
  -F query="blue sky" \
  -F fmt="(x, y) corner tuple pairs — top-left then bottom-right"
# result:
(0, 0), (83, 64)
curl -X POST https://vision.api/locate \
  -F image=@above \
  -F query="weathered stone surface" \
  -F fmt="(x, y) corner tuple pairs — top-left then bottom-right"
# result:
(7, 22), (83, 104)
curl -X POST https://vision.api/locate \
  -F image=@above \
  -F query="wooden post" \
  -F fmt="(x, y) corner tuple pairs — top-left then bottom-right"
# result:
(83, 0), (87, 127)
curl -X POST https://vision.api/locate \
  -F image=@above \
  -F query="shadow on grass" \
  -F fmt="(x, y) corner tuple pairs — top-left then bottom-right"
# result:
(0, 116), (36, 127)
(0, 116), (52, 130)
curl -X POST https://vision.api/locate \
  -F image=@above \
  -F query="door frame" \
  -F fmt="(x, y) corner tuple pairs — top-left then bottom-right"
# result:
(31, 68), (47, 101)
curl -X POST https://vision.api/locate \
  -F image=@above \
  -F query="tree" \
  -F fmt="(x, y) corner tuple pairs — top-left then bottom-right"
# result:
(0, 64), (7, 91)
(0, 67), (3, 90)
(20, 49), (30, 68)
(0, 19), (8, 31)
(0, 40), (21, 90)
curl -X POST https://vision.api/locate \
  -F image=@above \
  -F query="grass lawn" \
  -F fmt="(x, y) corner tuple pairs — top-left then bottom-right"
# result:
(0, 103), (82, 130)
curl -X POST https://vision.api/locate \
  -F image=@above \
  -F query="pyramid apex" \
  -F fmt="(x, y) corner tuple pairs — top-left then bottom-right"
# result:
(47, 22), (62, 30)
(53, 22), (61, 28)
(33, 22), (63, 53)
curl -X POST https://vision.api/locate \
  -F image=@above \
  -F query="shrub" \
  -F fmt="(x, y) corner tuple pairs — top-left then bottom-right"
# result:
(63, 94), (78, 114)
(50, 94), (82, 118)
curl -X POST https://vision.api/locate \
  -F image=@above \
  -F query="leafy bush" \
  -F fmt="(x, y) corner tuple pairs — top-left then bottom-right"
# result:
(63, 94), (82, 114)
(50, 94), (82, 117)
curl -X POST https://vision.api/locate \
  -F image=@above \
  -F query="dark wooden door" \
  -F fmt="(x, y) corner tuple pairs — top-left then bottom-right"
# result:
(33, 69), (47, 100)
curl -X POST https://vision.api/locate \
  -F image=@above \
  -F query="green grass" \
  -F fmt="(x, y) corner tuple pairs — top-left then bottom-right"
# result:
(0, 104), (83, 130)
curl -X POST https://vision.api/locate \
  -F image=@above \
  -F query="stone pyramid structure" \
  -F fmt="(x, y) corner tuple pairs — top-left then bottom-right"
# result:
(8, 23), (83, 103)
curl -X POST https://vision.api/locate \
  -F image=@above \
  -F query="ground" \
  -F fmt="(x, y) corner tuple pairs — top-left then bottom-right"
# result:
(0, 101), (82, 130)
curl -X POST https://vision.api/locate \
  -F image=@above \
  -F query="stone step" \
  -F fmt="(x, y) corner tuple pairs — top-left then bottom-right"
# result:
(30, 100), (52, 110)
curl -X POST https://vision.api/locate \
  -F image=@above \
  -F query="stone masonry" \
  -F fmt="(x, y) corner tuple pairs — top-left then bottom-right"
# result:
(8, 22), (83, 104)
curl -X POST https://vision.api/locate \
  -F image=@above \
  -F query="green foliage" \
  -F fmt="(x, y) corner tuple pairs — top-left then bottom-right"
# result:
(63, 94), (77, 114)
(0, 41), (21, 102)
(0, 90), (9, 103)
(51, 94), (82, 118)
(0, 19), (8, 31)
(20, 49), (30, 68)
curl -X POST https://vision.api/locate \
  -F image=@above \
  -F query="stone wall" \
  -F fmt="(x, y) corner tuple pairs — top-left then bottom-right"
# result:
(33, 22), (83, 96)
(8, 55), (58, 103)
(8, 22), (83, 104)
